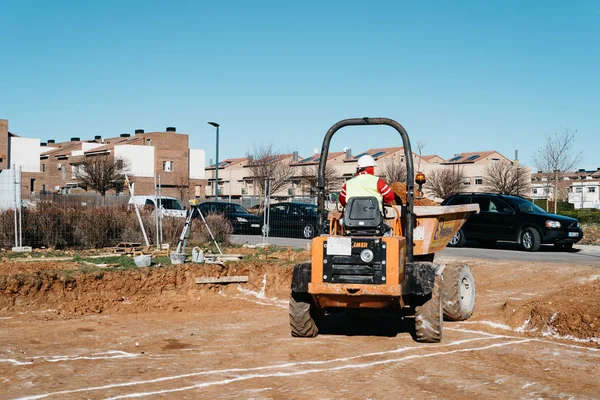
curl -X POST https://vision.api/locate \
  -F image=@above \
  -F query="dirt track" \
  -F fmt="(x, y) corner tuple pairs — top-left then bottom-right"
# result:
(1, 253), (600, 399)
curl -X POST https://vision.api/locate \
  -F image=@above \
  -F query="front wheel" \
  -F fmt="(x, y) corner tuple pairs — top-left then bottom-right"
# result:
(289, 292), (321, 337)
(415, 275), (443, 343)
(521, 228), (541, 252)
(448, 229), (466, 247)
(302, 224), (315, 239)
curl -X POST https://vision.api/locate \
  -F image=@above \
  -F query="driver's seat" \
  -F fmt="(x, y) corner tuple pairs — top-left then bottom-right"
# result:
(343, 196), (385, 236)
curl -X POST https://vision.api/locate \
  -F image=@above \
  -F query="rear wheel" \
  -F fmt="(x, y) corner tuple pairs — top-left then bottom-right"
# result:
(302, 224), (315, 239)
(442, 265), (476, 321)
(415, 275), (443, 343)
(448, 229), (466, 247)
(521, 228), (541, 252)
(289, 292), (321, 337)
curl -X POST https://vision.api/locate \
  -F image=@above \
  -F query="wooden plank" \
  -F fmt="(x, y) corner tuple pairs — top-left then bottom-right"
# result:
(195, 276), (249, 284)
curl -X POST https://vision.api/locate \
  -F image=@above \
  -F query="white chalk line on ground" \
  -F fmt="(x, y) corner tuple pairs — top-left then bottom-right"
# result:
(454, 320), (600, 348)
(0, 350), (138, 367)
(15, 335), (508, 400)
(103, 340), (534, 399)
(449, 326), (600, 353)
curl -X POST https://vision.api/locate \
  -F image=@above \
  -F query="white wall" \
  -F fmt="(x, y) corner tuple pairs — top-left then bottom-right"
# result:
(0, 169), (19, 210)
(189, 149), (205, 179)
(114, 145), (154, 177)
(10, 137), (40, 172)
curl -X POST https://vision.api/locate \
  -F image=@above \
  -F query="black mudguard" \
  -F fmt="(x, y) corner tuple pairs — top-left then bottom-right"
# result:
(291, 262), (312, 293)
(402, 262), (438, 296)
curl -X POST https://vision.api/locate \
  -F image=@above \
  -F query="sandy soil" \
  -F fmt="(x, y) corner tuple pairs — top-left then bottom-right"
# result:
(1, 251), (599, 399)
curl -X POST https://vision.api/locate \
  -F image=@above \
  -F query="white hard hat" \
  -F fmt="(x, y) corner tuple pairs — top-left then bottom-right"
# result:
(357, 154), (376, 169)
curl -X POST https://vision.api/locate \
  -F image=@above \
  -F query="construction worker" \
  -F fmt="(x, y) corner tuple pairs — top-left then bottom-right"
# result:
(339, 154), (395, 211)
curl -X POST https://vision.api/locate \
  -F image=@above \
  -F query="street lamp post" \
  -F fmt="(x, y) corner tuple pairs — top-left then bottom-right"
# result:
(581, 176), (585, 209)
(208, 122), (220, 199)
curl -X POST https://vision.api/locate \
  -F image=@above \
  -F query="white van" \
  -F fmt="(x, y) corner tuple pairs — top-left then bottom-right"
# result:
(128, 195), (187, 218)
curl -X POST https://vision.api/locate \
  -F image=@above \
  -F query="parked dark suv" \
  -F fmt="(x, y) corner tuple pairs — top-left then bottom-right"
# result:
(196, 201), (263, 235)
(441, 193), (583, 251)
(263, 202), (325, 239)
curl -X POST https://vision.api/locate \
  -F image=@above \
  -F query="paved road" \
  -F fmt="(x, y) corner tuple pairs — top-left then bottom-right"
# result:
(232, 234), (600, 264)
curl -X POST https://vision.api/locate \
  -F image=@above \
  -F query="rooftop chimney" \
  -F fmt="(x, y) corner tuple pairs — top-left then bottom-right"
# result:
(578, 168), (586, 172)
(40, 142), (47, 147)
(94, 135), (102, 140)
(345, 148), (352, 159)
(120, 133), (131, 138)
(135, 129), (144, 134)
(71, 137), (80, 142)
(47, 139), (55, 144)
(166, 127), (176, 132)
(292, 151), (299, 162)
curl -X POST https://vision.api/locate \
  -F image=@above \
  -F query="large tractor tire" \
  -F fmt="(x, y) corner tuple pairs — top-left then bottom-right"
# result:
(289, 292), (321, 338)
(415, 275), (443, 343)
(441, 265), (476, 321)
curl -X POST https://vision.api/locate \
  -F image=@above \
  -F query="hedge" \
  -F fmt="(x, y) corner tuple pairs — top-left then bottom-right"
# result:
(557, 210), (600, 224)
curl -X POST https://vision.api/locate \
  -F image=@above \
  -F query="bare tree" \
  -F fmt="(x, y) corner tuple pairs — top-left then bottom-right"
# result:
(380, 159), (407, 183)
(416, 140), (425, 172)
(425, 166), (465, 199)
(74, 155), (128, 202)
(483, 161), (531, 196)
(533, 127), (582, 213)
(173, 173), (191, 201)
(246, 144), (295, 207)
(300, 164), (341, 194)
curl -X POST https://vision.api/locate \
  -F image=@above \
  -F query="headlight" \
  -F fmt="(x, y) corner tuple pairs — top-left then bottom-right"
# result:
(577, 222), (581, 228)
(360, 249), (374, 263)
(545, 220), (561, 228)
(236, 217), (248, 222)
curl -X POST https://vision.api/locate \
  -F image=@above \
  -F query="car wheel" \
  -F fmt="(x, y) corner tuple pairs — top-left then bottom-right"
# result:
(302, 224), (315, 239)
(448, 229), (466, 247)
(520, 228), (541, 252)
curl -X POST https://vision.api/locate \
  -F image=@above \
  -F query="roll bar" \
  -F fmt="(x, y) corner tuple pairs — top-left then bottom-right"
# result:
(316, 117), (415, 262)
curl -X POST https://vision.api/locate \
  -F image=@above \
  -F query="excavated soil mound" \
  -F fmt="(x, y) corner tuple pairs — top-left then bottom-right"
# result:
(502, 278), (600, 346)
(0, 260), (296, 319)
(389, 182), (439, 206)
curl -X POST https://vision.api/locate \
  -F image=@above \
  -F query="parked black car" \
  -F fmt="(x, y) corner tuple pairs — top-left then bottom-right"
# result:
(195, 201), (262, 235)
(441, 193), (583, 251)
(263, 202), (325, 239)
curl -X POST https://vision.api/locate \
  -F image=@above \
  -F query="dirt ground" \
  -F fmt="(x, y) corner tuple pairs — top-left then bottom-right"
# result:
(1, 249), (600, 399)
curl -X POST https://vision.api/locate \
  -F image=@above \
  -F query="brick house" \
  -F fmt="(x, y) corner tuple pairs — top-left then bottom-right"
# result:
(1, 120), (207, 201)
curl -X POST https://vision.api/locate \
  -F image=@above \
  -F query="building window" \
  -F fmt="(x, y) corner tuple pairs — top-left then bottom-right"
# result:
(42, 164), (46, 173)
(491, 158), (499, 165)
(533, 188), (538, 194)
(589, 187), (596, 193)
(71, 165), (78, 179)
(575, 187), (583, 193)
(474, 176), (483, 185)
(116, 159), (124, 169)
(62, 166), (67, 180)
(163, 161), (174, 172)
(463, 177), (471, 186)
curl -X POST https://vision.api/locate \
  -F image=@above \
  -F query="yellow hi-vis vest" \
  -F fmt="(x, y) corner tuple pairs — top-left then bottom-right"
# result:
(345, 174), (383, 210)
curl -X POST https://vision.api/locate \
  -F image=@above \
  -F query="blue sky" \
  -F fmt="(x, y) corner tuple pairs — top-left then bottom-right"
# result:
(1, 0), (599, 169)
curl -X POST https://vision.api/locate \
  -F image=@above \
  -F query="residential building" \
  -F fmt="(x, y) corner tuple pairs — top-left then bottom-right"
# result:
(438, 151), (516, 190)
(566, 168), (600, 209)
(1, 120), (207, 201)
